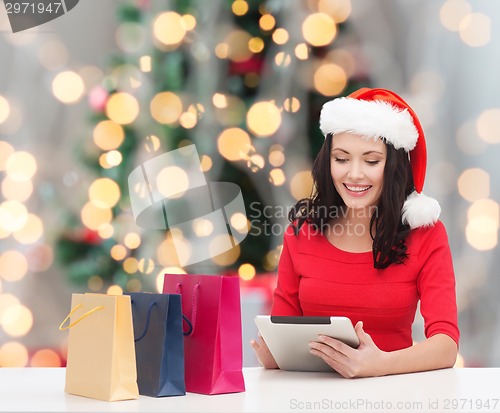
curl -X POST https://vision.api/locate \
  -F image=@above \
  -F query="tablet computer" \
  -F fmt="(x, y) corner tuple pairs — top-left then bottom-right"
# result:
(254, 315), (359, 372)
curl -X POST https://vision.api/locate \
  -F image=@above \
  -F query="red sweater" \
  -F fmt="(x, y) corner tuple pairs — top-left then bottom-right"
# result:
(271, 221), (460, 352)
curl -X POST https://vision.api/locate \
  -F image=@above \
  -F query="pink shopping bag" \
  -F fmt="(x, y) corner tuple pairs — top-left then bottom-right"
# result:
(163, 274), (245, 395)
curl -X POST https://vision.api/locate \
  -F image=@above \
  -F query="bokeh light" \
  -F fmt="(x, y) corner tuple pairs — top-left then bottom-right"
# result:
(137, 258), (155, 274)
(192, 218), (214, 237)
(247, 154), (265, 172)
(314, 63), (347, 96)
(52, 71), (85, 104)
(5, 151), (37, 182)
(0, 141), (15, 170)
(13, 214), (44, 244)
(2, 177), (33, 202)
(247, 101), (281, 137)
(275, 52), (291, 67)
(466, 218), (498, 251)
(230, 212), (249, 234)
(468, 199), (499, 226)
(269, 146), (285, 167)
(182, 14), (196, 31)
(225, 30), (253, 62)
(145, 135), (161, 152)
(0, 201), (29, 232)
(269, 168), (286, 186)
(98, 223), (114, 239)
(218, 128), (252, 161)
(295, 43), (309, 60)
(106, 92), (140, 125)
(1, 304), (33, 337)
(123, 257), (139, 274)
(89, 178), (121, 208)
(318, 0), (352, 23)
(156, 166), (189, 198)
(0, 250), (28, 282)
(150, 92), (183, 125)
(124, 232), (141, 249)
(476, 109), (500, 144)
(457, 168), (490, 201)
(93, 120), (125, 151)
(283, 97), (300, 112)
(200, 155), (213, 172)
(302, 13), (337, 47)
(88, 275), (104, 291)
(459, 13), (491, 47)
(30, 349), (62, 367)
(106, 285), (123, 295)
(259, 14), (275, 31)
(0, 342), (29, 367)
(105, 150), (123, 167)
(81, 202), (113, 231)
(140, 55), (152, 72)
(249, 37), (265, 53)
(153, 11), (187, 47)
(439, 0), (471, 31)
(110, 244), (127, 261)
(232, 0), (248, 16)
(239, 263), (256, 281)
(272, 28), (289, 45)
(290, 171), (314, 200)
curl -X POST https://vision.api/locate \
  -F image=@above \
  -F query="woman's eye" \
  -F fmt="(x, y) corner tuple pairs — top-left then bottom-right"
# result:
(366, 160), (380, 165)
(334, 157), (348, 163)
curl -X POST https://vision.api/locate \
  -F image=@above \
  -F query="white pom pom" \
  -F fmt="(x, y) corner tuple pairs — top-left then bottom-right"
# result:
(402, 191), (441, 229)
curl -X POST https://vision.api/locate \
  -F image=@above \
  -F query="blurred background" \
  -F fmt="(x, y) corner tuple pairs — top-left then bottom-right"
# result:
(0, 0), (499, 368)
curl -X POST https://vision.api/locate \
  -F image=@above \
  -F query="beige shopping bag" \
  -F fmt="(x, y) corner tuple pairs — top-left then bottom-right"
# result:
(59, 293), (139, 401)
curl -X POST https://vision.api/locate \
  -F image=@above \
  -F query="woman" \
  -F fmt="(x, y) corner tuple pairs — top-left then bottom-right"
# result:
(251, 88), (459, 378)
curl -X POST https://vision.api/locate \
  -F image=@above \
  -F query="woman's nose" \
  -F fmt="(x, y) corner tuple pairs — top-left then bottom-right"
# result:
(347, 161), (364, 180)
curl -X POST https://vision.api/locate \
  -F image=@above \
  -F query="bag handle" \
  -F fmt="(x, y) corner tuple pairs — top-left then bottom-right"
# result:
(176, 282), (200, 336)
(131, 300), (157, 342)
(59, 303), (104, 331)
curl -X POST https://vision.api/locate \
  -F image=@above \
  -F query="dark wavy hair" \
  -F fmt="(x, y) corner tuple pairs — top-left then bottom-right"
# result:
(289, 133), (415, 269)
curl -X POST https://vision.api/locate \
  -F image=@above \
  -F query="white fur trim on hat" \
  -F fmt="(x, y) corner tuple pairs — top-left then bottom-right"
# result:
(401, 191), (441, 229)
(320, 97), (419, 152)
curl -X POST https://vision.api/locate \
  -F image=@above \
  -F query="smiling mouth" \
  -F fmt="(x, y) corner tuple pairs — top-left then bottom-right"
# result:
(344, 184), (372, 193)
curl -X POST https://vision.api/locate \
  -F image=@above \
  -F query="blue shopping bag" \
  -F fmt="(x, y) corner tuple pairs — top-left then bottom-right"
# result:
(128, 292), (186, 397)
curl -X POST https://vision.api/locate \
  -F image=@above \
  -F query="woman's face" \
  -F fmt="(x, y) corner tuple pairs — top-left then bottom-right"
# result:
(330, 132), (387, 211)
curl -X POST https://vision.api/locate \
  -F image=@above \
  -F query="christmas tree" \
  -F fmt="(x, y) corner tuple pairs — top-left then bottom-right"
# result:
(55, 0), (369, 293)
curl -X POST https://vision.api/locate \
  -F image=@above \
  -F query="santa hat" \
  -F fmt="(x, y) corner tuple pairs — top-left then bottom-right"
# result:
(319, 87), (440, 229)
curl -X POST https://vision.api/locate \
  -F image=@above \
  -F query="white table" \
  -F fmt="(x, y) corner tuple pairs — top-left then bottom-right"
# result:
(1, 367), (499, 412)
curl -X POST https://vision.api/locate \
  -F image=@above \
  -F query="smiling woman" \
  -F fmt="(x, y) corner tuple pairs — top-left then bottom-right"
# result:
(250, 88), (459, 378)
(330, 132), (387, 212)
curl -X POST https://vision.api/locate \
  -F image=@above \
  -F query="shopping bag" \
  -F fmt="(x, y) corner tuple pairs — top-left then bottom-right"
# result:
(128, 292), (186, 397)
(59, 293), (139, 401)
(163, 274), (245, 395)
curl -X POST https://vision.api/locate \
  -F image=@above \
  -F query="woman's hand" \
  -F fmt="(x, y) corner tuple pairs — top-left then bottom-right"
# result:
(309, 321), (388, 378)
(250, 333), (279, 369)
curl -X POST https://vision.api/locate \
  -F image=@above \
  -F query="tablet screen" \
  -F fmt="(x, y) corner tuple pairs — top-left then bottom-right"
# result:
(255, 315), (359, 372)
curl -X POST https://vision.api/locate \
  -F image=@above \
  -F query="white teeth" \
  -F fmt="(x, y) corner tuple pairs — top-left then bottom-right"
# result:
(345, 185), (370, 192)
